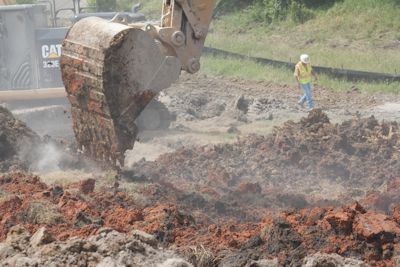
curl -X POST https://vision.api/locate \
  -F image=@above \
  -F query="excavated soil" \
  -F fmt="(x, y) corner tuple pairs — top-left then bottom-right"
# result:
(128, 109), (400, 215)
(0, 106), (40, 172)
(1, 107), (400, 266)
(2, 75), (400, 266)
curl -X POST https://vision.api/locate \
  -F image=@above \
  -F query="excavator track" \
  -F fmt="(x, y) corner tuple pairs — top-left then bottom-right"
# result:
(61, 17), (180, 166)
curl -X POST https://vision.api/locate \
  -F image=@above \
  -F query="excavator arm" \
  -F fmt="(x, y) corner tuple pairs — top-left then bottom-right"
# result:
(60, 0), (216, 166)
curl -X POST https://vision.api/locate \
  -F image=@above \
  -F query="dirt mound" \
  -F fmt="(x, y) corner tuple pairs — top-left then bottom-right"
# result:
(128, 109), (400, 215)
(0, 225), (192, 266)
(0, 173), (399, 265)
(0, 106), (97, 173)
(1, 110), (399, 266)
(0, 106), (40, 171)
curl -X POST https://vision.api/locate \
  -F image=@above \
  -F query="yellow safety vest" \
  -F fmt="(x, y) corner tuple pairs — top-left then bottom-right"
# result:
(294, 62), (312, 84)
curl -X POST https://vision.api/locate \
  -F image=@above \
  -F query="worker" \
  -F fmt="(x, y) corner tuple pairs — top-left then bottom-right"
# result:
(294, 54), (318, 110)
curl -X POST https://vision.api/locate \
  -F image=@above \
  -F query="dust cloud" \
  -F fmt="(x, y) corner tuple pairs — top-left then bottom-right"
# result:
(31, 142), (63, 173)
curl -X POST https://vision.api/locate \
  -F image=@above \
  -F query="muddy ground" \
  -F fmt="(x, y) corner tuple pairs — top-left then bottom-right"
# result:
(1, 75), (400, 266)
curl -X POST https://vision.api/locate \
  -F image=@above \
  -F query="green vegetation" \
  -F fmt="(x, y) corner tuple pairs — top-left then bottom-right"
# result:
(139, 0), (400, 93)
(16, 0), (34, 4)
(200, 56), (400, 94)
(205, 0), (400, 92)
(207, 0), (400, 73)
(86, 0), (135, 12)
(140, 0), (162, 19)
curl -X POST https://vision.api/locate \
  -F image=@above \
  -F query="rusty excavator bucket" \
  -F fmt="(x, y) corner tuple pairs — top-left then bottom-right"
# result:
(61, 0), (216, 166)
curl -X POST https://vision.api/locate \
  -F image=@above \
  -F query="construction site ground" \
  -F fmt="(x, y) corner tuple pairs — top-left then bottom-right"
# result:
(1, 74), (400, 266)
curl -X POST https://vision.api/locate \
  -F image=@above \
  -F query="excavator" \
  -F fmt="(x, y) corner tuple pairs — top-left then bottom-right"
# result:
(60, 0), (216, 166)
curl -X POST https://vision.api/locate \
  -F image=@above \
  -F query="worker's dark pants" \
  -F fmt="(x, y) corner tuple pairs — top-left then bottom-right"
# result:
(299, 83), (314, 108)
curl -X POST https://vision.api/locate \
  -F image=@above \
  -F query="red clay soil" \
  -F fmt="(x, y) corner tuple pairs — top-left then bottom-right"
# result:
(1, 110), (400, 265)
(128, 109), (400, 217)
(1, 172), (399, 266)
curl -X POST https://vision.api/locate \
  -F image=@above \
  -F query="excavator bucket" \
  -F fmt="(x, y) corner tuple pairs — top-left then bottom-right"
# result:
(61, 17), (181, 166)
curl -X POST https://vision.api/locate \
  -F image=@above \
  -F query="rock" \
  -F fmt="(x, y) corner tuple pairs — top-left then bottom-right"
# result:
(125, 240), (146, 253)
(82, 241), (98, 252)
(97, 256), (118, 267)
(131, 229), (157, 248)
(227, 126), (240, 134)
(2, 253), (35, 267)
(95, 231), (128, 256)
(79, 178), (96, 194)
(0, 195), (22, 214)
(14, 256), (39, 267)
(324, 208), (355, 234)
(30, 227), (54, 247)
(248, 258), (278, 267)
(6, 225), (30, 247)
(304, 207), (326, 226)
(97, 227), (114, 236)
(219, 250), (260, 267)
(392, 204), (400, 224)
(393, 256), (400, 266)
(51, 185), (64, 198)
(62, 238), (85, 253)
(235, 182), (262, 195)
(0, 243), (15, 259)
(19, 200), (65, 225)
(353, 212), (400, 243)
(158, 258), (194, 267)
(116, 250), (136, 266)
(300, 108), (330, 128)
(74, 211), (104, 228)
(302, 253), (367, 267)
(235, 95), (250, 113)
(266, 219), (303, 252)
(349, 202), (366, 214)
(0, 223), (194, 266)
(242, 235), (263, 249)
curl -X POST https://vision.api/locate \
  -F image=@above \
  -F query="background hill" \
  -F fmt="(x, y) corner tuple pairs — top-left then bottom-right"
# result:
(138, 0), (400, 92)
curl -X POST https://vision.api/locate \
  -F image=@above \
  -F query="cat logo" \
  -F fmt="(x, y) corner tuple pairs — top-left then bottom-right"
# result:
(41, 44), (62, 59)
(41, 44), (62, 69)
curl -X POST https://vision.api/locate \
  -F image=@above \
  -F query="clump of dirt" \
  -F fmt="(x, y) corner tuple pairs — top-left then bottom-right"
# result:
(128, 109), (400, 216)
(0, 106), (97, 173)
(1, 110), (399, 266)
(1, 172), (399, 265)
(0, 225), (192, 266)
(0, 106), (40, 171)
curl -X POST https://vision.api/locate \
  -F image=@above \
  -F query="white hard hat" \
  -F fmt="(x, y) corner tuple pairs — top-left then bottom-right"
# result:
(300, 54), (310, 64)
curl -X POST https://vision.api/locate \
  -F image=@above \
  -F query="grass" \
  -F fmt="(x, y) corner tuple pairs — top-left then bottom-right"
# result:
(200, 56), (400, 93)
(140, 0), (162, 19)
(206, 0), (400, 74)
(141, 0), (400, 93)
(200, 57), (292, 83)
(39, 170), (95, 186)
